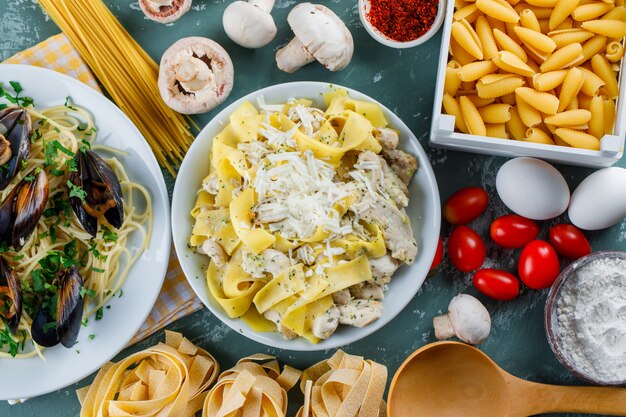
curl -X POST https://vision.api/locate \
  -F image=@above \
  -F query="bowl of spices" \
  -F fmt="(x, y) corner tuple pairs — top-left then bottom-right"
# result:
(359, 0), (445, 48)
(545, 251), (626, 386)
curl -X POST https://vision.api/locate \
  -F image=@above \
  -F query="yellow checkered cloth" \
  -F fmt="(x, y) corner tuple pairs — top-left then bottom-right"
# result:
(4, 34), (203, 346)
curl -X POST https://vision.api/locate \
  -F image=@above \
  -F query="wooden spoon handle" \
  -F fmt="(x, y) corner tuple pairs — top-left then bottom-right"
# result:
(517, 381), (626, 416)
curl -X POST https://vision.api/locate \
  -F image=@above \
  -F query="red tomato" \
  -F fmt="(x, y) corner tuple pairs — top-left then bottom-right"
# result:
(490, 215), (539, 248)
(448, 226), (486, 273)
(429, 236), (444, 271)
(473, 269), (520, 301)
(444, 187), (488, 225)
(549, 224), (591, 260)
(518, 240), (561, 290)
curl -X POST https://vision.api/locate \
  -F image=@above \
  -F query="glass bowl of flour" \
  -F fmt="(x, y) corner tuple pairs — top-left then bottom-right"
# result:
(545, 251), (626, 386)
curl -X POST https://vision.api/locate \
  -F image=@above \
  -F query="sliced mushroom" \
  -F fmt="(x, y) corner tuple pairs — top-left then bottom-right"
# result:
(159, 37), (234, 114)
(139, 0), (192, 24)
(223, 0), (277, 48)
(276, 3), (354, 73)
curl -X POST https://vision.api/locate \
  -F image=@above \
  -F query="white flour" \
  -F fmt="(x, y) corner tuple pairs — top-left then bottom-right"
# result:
(557, 256), (626, 383)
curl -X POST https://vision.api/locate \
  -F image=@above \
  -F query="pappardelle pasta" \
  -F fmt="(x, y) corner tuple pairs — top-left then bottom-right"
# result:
(190, 89), (419, 343)
(443, 0), (626, 149)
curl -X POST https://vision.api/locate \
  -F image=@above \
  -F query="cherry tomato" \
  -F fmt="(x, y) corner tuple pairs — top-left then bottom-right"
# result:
(518, 240), (560, 290)
(444, 187), (489, 225)
(448, 226), (486, 273)
(549, 224), (591, 260)
(473, 269), (520, 301)
(429, 236), (444, 273)
(490, 214), (539, 248)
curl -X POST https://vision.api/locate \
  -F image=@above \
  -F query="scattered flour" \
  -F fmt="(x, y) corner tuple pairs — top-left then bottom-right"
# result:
(557, 256), (626, 383)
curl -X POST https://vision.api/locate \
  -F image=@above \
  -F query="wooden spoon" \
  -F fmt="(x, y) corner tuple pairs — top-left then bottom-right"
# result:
(388, 342), (626, 417)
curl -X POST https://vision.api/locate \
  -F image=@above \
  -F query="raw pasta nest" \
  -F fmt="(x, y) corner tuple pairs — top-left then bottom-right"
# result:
(189, 89), (420, 343)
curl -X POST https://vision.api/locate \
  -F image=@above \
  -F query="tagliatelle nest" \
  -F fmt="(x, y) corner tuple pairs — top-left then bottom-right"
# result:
(296, 350), (388, 417)
(76, 331), (219, 417)
(203, 354), (302, 417)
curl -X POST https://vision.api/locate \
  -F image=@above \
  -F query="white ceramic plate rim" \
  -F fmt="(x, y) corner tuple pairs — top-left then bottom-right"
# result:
(172, 81), (441, 351)
(0, 64), (170, 400)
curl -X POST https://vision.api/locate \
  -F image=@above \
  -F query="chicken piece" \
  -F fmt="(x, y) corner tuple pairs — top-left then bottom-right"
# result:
(338, 300), (384, 328)
(202, 174), (219, 195)
(359, 196), (418, 264)
(332, 288), (352, 305)
(242, 249), (290, 278)
(264, 309), (298, 340)
(311, 306), (340, 340)
(198, 238), (228, 268)
(374, 127), (399, 150)
(383, 149), (418, 186)
(369, 254), (400, 285)
(356, 151), (408, 208)
(350, 282), (384, 300)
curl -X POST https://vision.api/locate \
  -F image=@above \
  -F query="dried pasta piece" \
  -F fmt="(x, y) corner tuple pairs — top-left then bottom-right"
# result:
(579, 67), (606, 96)
(478, 103), (512, 123)
(525, 0), (558, 7)
(516, 94), (543, 127)
(77, 331), (220, 417)
(591, 55), (619, 99)
(507, 106), (528, 139)
(452, 20), (484, 60)
(460, 95), (488, 135)
(443, 93), (470, 133)
(572, 2), (614, 21)
(445, 61), (463, 96)
(532, 70), (568, 90)
(486, 123), (509, 138)
(574, 35), (608, 66)
(454, 4), (482, 22)
(602, 6), (626, 21)
(515, 87), (560, 114)
(553, 17), (574, 31)
(548, 29), (594, 49)
(494, 28), (528, 61)
(476, 16), (499, 59)
(544, 109), (591, 126)
(477, 74), (525, 98)
(467, 95), (496, 107)
(296, 350), (388, 417)
(555, 128), (601, 149)
(506, 22), (523, 44)
(581, 20), (626, 38)
(519, 9), (541, 31)
(605, 41), (625, 63)
(476, 0), (521, 22)
(493, 51), (536, 76)
(588, 95), (605, 139)
(501, 92), (517, 104)
(459, 60), (499, 81)
(558, 67), (584, 112)
(603, 99), (615, 135)
(203, 354), (301, 417)
(451, 36), (479, 65)
(514, 26), (557, 53)
(540, 43), (583, 72)
(525, 127), (556, 144)
(516, 4), (553, 19)
(549, 0), (580, 30)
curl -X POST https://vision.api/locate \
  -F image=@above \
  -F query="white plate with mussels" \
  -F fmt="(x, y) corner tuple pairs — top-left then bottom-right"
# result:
(172, 82), (441, 351)
(0, 65), (170, 400)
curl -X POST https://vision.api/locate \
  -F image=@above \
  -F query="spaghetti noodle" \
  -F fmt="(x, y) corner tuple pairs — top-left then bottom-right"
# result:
(37, 0), (196, 175)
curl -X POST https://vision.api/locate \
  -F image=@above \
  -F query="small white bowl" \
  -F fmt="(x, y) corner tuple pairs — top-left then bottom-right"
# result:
(171, 82), (441, 351)
(359, 0), (446, 48)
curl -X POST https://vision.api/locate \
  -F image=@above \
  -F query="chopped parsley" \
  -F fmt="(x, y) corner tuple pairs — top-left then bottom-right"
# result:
(67, 180), (87, 201)
(0, 81), (34, 108)
(100, 226), (118, 243)
(95, 307), (104, 321)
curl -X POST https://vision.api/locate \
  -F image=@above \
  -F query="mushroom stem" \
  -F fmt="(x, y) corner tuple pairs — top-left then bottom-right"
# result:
(175, 57), (213, 93)
(433, 314), (455, 340)
(249, 0), (274, 13)
(276, 37), (316, 73)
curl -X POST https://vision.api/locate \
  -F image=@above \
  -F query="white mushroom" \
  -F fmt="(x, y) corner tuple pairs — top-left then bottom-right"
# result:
(158, 37), (234, 114)
(139, 0), (192, 24)
(433, 294), (491, 345)
(276, 3), (354, 73)
(223, 0), (277, 48)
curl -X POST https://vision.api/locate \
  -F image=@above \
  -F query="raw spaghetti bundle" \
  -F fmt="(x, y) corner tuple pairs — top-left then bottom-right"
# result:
(37, 0), (196, 175)
(77, 331), (219, 417)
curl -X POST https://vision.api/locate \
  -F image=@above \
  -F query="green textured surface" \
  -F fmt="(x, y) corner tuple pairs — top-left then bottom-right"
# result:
(1, 1), (625, 416)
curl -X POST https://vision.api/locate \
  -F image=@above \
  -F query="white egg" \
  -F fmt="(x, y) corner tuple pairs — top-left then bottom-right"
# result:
(568, 167), (626, 230)
(496, 157), (570, 220)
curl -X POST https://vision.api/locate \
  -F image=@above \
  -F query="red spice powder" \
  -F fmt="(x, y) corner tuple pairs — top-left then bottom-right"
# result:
(366, 0), (439, 42)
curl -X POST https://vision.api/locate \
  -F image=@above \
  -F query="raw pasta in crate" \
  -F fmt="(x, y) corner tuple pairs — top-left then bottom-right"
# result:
(441, 0), (626, 151)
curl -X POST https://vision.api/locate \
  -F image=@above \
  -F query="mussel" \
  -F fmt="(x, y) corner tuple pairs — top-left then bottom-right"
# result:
(31, 266), (84, 348)
(68, 150), (124, 237)
(0, 255), (21, 334)
(0, 169), (49, 250)
(0, 108), (31, 190)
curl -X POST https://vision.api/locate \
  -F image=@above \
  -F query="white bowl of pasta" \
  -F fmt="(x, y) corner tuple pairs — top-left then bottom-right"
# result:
(172, 82), (441, 351)
(430, 0), (626, 167)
